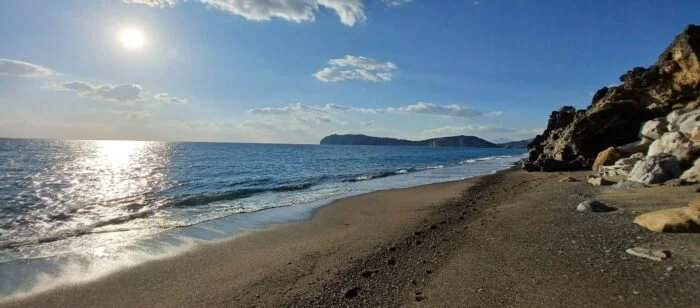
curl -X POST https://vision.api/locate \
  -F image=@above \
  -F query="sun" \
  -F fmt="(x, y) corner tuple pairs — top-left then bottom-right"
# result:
(118, 27), (145, 50)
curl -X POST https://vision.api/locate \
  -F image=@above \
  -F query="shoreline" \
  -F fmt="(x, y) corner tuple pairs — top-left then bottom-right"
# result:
(0, 166), (511, 303)
(4, 168), (700, 307)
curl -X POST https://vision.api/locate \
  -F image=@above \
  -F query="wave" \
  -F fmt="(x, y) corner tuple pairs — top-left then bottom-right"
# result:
(170, 183), (314, 208)
(460, 155), (513, 164)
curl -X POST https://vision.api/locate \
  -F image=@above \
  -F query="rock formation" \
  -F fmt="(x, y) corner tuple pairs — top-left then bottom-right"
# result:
(522, 25), (700, 171)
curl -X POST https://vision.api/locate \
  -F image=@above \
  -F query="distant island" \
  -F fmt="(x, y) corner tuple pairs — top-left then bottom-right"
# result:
(320, 134), (530, 148)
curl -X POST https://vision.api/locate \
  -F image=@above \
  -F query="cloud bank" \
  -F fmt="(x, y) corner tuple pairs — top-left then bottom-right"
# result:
(0, 59), (54, 77)
(49, 81), (144, 103)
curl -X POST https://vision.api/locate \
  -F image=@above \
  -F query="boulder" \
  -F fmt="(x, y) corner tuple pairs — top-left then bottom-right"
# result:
(592, 147), (629, 172)
(664, 178), (689, 186)
(627, 153), (681, 185)
(576, 200), (616, 212)
(680, 157), (700, 182)
(641, 118), (668, 140)
(633, 207), (700, 233)
(522, 25), (700, 172)
(667, 109), (700, 135)
(647, 131), (698, 162)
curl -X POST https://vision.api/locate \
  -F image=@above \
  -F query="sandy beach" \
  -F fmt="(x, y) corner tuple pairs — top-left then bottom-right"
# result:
(3, 168), (700, 307)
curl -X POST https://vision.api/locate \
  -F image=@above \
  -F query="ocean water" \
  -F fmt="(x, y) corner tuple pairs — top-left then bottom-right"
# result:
(0, 138), (523, 296)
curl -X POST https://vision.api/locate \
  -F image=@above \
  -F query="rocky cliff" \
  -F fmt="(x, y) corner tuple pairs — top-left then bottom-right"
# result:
(522, 25), (700, 171)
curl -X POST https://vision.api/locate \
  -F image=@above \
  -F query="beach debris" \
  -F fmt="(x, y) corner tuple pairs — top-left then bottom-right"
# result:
(612, 181), (646, 189)
(387, 258), (397, 265)
(344, 287), (361, 299)
(625, 247), (669, 261)
(587, 175), (613, 186)
(558, 176), (579, 182)
(415, 293), (426, 302)
(633, 206), (700, 233)
(593, 147), (630, 172)
(576, 200), (616, 213)
(627, 153), (681, 185)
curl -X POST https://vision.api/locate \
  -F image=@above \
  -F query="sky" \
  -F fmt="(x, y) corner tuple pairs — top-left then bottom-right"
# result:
(0, 0), (698, 144)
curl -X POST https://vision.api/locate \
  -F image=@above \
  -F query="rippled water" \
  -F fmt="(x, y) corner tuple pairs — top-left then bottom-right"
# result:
(0, 139), (524, 263)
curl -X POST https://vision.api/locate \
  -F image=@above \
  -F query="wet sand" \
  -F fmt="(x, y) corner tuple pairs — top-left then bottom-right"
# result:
(4, 169), (700, 307)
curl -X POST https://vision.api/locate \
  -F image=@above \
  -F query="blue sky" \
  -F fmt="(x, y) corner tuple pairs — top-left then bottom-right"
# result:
(0, 0), (698, 143)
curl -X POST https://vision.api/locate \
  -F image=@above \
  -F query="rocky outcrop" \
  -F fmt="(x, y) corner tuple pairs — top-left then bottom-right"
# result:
(522, 25), (700, 171)
(647, 131), (698, 162)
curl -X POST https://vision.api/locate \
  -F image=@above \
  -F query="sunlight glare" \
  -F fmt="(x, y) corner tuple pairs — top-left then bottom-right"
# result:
(119, 27), (145, 50)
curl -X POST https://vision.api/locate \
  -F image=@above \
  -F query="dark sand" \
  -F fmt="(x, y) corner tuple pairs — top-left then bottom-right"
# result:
(4, 169), (699, 307)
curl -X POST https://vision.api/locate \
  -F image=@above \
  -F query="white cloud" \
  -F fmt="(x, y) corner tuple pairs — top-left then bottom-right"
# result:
(382, 0), (412, 6)
(485, 111), (503, 117)
(154, 93), (188, 104)
(129, 0), (366, 26)
(397, 102), (484, 118)
(314, 55), (397, 82)
(0, 59), (54, 77)
(122, 0), (176, 7)
(49, 81), (144, 103)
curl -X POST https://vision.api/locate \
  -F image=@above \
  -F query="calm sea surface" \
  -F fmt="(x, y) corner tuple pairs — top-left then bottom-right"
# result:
(0, 138), (523, 296)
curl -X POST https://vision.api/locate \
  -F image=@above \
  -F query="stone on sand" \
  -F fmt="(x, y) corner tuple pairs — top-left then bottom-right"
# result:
(633, 207), (700, 233)
(613, 181), (646, 189)
(587, 175), (613, 186)
(625, 247), (669, 261)
(576, 200), (616, 212)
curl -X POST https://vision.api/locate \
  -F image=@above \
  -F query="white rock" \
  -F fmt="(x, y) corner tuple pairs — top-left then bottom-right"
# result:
(641, 118), (668, 140)
(667, 109), (700, 135)
(587, 176), (612, 186)
(647, 131), (697, 162)
(627, 153), (681, 185)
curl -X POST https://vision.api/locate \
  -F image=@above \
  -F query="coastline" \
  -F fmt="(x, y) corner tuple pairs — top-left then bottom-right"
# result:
(4, 168), (700, 307)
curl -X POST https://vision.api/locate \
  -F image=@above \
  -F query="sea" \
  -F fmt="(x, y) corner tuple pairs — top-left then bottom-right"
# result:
(0, 138), (524, 297)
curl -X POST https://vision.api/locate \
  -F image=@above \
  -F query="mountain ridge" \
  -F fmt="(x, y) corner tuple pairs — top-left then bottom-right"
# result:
(320, 134), (530, 148)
